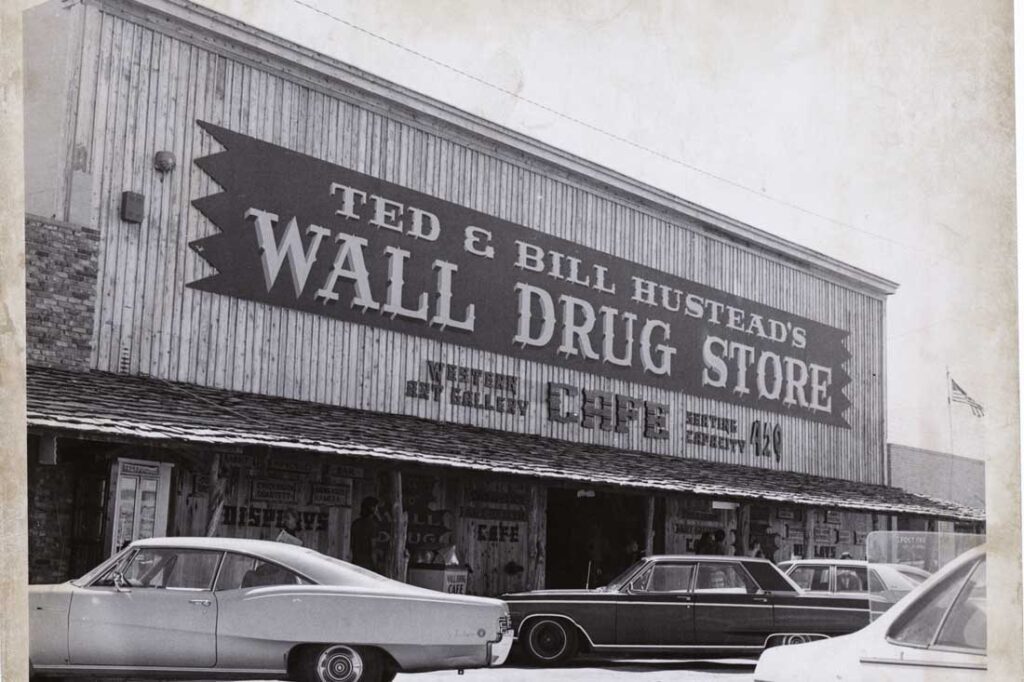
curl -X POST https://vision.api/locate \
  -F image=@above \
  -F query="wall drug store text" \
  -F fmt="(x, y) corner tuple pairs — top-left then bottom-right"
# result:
(190, 121), (853, 428)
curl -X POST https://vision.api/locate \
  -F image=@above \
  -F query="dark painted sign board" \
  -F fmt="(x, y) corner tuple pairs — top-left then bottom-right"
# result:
(191, 122), (852, 427)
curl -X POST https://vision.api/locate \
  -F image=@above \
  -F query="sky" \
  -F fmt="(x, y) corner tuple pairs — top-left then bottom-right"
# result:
(159, 0), (1016, 461)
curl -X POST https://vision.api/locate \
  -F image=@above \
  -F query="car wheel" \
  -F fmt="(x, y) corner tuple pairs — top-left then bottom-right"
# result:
(782, 634), (813, 645)
(298, 644), (383, 682)
(521, 617), (579, 665)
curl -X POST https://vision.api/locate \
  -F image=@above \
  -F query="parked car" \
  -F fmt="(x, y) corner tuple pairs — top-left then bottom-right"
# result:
(778, 559), (931, 609)
(502, 554), (877, 664)
(29, 537), (513, 682)
(755, 545), (986, 681)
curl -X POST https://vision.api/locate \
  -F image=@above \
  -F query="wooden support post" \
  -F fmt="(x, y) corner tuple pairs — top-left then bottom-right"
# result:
(644, 496), (656, 557)
(385, 470), (408, 582)
(38, 434), (58, 465)
(805, 507), (816, 559)
(525, 483), (547, 591)
(205, 452), (225, 537)
(737, 503), (751, 557)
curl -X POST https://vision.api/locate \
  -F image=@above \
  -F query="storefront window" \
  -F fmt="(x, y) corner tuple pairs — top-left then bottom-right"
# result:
(110, 459), (172, 554)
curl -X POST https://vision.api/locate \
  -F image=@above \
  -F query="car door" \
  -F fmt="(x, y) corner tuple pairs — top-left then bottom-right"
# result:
(213, 551), (314, 670)
(68, 547), (221, 668)
(614, 561), (695, 647)
(856, 556), (987, 681)
(691, 561), (772, 647)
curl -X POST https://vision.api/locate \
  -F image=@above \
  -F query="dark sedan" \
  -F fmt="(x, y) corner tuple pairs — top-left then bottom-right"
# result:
(503, 555), (875, 664)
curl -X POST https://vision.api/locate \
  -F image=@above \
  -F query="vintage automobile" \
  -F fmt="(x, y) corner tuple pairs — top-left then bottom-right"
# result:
(502, 554), (876, 664)
(29, 537), (513, 682)
(778, 559), (931, 609)
(755, 545), (986, 681)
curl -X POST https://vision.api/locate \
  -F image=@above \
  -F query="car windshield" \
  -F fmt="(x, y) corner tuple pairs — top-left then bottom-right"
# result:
(602, 560), (648, 592)
(71, 546), (135, 587)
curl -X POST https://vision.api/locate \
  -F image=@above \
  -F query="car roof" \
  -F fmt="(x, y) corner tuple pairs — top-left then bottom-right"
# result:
(133, 536), (307, 557)
(645, 554), (776, 564)
(128, 536), (355, 581)
(780, 559), (867, 566)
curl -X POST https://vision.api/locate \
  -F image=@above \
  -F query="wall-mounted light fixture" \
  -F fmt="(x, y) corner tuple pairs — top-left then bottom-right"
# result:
(153, 150), (176, 173)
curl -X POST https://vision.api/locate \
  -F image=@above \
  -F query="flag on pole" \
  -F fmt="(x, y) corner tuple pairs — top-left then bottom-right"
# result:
(950, 378), (985, 417)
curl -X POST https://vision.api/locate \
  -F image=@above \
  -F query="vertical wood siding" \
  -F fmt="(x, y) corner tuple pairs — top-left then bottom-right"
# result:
(76, 10), (886, 483)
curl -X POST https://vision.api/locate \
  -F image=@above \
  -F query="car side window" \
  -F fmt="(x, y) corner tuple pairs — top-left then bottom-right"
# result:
(216, 552), (309, 590)
(789, 565), (830, 591)
(95, 548), (221, 590)
(934, 558), (986, 651)
(630, 563), (694, 593)
(868, 569), (885, 593)
(887, 556), (979, 648)
(695, 563), (757, 594)
(836, 567), (867, 592)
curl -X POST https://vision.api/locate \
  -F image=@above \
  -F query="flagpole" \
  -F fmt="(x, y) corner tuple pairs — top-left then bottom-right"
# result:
(945, 366), (955, 454)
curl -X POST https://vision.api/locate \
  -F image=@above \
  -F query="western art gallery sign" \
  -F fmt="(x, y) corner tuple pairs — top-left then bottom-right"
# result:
(190, 121), (852, 427)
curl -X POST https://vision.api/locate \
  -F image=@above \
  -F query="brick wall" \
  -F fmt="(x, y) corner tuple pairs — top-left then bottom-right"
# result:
(27, 437), (77, 584)
(25, 217), (99, 370)
(888, 443), (985, 511)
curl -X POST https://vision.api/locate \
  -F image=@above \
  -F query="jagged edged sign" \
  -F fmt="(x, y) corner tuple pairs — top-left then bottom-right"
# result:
(189, 121), (852, 428)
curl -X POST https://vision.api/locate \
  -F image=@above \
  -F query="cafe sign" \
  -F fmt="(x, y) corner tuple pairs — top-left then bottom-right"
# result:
(191, 122), (852, 427)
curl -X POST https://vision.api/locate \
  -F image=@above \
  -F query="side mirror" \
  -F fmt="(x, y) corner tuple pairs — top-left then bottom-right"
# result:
(113, 572), (131, 593)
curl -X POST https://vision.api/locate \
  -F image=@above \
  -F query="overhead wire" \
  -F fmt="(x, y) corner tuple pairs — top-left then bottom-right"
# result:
(283, 0), (953, 264)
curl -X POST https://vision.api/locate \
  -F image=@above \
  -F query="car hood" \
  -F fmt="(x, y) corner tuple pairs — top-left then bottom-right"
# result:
(502, 588), (604, 599)
(755, 635), (861, 682)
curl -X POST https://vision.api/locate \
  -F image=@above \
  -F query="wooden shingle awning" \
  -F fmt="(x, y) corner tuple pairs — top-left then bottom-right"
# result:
(26, 366), (983, 522)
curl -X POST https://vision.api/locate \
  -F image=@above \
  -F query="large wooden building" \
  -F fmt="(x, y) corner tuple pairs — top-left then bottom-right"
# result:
(23, 0), (981, 594)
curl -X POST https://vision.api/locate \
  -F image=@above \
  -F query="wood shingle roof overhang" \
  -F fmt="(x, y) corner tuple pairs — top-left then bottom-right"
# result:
(26, 366), (983, 522)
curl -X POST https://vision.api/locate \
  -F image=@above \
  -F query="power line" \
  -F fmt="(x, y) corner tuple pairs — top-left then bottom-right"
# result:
(283, 0), (948, 261)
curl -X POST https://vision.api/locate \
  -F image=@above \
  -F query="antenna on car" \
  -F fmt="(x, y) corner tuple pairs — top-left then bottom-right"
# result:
(585, 561), (592, 590)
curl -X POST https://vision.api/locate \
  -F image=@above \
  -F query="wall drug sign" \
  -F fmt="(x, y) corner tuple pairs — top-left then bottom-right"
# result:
(190, 122), (852, 427)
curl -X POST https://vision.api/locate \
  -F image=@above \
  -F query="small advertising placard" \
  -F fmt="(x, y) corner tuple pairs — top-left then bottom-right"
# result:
(326, 463), (365, 480)
(251, 479), (298, 504)
(310, 482), (351, 507)
(813, 526), (836, 544)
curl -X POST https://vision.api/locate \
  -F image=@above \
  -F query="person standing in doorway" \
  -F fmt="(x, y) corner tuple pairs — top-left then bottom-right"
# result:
(763, 529), (781, 563)
(276, 509), (303, 546)
(713, 529), (728, 555)
(350, 496), (382, 572)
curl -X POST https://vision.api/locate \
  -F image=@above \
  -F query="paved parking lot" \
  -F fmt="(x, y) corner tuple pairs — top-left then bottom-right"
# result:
(396, 658), (757, 681)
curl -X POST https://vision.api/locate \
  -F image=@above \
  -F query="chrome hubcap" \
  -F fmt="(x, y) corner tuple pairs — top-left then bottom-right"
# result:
(529, 620), (568, 659)
(316, 645), (363, 682)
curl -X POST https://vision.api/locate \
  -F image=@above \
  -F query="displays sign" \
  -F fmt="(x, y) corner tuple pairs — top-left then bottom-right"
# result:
(191, 122), (852, 427)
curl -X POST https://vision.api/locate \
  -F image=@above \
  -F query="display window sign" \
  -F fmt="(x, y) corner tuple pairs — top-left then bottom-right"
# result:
(191, 122), (852, 427)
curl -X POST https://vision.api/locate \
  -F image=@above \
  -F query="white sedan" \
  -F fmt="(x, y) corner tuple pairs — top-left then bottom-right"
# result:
(754, 545), (986, 681)
(777, 559), (930, 609)
(29, 537), (513, 682)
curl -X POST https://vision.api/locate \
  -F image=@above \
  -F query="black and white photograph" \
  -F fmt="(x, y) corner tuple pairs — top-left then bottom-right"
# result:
(0, 1), (1021, 681)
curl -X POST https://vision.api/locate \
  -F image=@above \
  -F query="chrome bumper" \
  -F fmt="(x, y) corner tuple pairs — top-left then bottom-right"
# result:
(488, 627), (514, 666)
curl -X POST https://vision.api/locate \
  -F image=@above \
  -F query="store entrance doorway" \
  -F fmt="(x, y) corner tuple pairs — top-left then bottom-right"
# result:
(545, 488), (649, 590)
